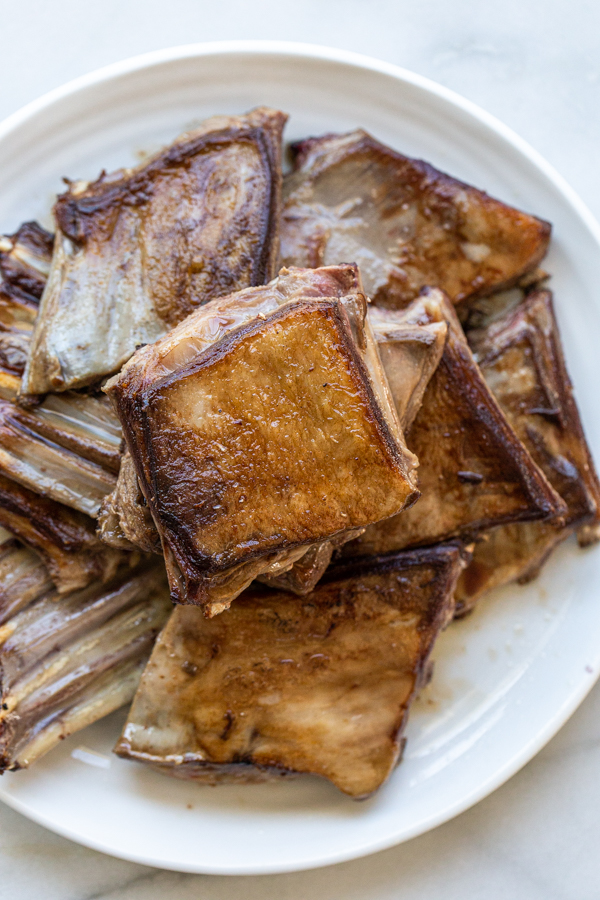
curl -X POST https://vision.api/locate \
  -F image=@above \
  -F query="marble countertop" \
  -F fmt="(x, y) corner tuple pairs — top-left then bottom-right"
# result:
(2, 2), (600, 897)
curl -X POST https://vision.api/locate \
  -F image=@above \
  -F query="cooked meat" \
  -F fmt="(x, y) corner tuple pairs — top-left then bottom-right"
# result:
(21, 107), (287, 396)
(98, 264), (386, 559)
(99, 460), (352, 597)
(106, 265), (418, 615)
(115, 543), (467, 798)
(341, 288), (565, 559)
(0, 282), (39, 376)
(0, 239), (123, 510)
(258, 306), (446, 595)
(0, 561), (171, 772)
(455, 288), (600, 612)
(0, 535), (52, 625)
(100, 295), (443, 593)
(0, 473), (133, 594)
(256, 529), (366, 596)
(96, 265), (402, 554)
(368, 306), (447, 431)
(97, 451), (162, 554)
(256, 539), (336, 594)
(0, 398), (117, 515)
(0, 371), (21, 402)
(281, 130), (550, 309)
(0, 224), (45, 387)
(28, 392), (122, 473)
(470, 288), (600, 539)
(0, 277), (123, 477)
(99, 461), (328, 592)
(454, 520), (569, 616)
(98, 266), (366, 562)
(0, 221), (53, 299)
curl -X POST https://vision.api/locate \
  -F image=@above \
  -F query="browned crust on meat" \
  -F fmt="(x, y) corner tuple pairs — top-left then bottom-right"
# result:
(470, 289), (600, 543)
(112, 298), (417, 606)
(115, 544), (465, 797)
(283, 130), (550, 308)
(343, 289), (564, 558)
(0, 221), (53, 299)
(323, 541), (470, 635)
(454, 288), (600, 610)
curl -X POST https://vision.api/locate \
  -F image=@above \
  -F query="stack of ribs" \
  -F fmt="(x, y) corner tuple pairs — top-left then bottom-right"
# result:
(1, 108), (597, 799)
(0, 107), (290, 770)
(0, 529), (171, 771)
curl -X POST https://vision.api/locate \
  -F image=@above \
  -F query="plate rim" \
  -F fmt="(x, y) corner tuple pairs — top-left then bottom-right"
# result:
(1, 39), (600, 876)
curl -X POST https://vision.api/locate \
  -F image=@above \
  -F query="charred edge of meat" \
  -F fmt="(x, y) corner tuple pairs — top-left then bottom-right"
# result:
(133, 298), (418, 576)
(427, 288), (565, 525)
(472, 289), (600, 544)
(114, 543), (465, 797)
(327, 540), (471, 631)
(436, 303), (564, 525)
(284, 130), (551, 306)
(326, 538), (472, 579)
(54, 115), (286, 289)
(0, 222), (53, 299)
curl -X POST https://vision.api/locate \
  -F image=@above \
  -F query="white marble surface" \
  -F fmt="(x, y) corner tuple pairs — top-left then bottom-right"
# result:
(2, 1), (600, 896)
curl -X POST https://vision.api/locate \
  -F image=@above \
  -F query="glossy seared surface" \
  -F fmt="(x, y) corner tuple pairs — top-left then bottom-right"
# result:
(282, 130), (550, 309)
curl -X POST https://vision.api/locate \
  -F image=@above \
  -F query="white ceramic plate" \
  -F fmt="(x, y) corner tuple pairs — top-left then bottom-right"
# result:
(1, 41), (600, 876)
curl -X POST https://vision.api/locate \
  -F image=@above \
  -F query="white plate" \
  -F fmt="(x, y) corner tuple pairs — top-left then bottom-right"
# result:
(1, 41), (600, 876)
